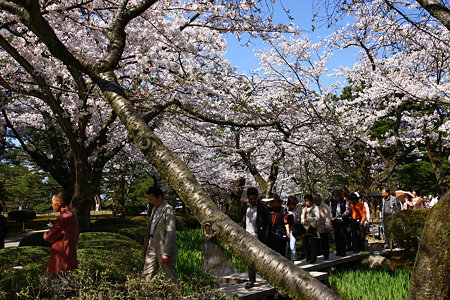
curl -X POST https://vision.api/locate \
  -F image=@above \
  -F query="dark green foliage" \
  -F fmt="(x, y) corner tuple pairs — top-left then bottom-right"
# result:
(176, 214), (201, 230)
(0, 149), (59, 213)
(124, 203), (146, 216)
(78, 231), (142, 250)
(129, 215), (149, 224)
(0, 228), (226, 299)
(91, 217), (147, 245)
(0, 246), (49, 299)
(117, 226), (146, 245)
(19, 232), (51, 247)
(93, 217), (136, 226)
(7, 210), (36, 222)
(225, 202), (242, 223)
(0, 232), (143, 298)
(392, 158), (449, 195)
(387, 209), (430, 253)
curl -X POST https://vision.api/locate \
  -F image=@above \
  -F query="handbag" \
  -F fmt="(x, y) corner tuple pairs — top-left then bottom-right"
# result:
(292, 223), (305, 238)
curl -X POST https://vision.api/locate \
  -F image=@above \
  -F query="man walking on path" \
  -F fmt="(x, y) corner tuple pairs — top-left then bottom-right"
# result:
(242, 187), (270, 289)
(143, 186), (178, 283)
(43, 190), (79, 274)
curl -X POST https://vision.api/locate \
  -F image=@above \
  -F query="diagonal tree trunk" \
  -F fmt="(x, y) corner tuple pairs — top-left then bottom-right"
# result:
(93, 71), (341, 300)
(408, 191), (450, 300)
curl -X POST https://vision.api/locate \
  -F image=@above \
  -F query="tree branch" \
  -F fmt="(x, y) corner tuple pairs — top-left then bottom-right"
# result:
(415, 0), (450, 31)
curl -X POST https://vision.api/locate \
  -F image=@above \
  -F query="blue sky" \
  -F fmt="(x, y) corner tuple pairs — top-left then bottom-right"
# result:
(223, 0), (359, 87)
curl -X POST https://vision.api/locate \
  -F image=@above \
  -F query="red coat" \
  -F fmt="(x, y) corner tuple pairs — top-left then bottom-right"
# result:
(43, 208), (79, 273)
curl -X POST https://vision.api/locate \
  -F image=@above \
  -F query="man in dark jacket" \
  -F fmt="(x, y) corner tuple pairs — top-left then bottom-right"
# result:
(330, 190), (350, 256)
(242, 187), (270, 289)
(267, 193), (288, 257)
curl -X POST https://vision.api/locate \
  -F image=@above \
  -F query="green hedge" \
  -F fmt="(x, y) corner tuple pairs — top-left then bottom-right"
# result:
(0, 232), (143, 299)
(92, 217), (136, 226)
(7, 210), (36, 223)
(0, 246), (50, 299)
(0, 228), (232, 299)
(176, 214), (201, 230)
(387, 209), (430, 253)
(19, 232), (51, 247)
(91, 218), (146, 245)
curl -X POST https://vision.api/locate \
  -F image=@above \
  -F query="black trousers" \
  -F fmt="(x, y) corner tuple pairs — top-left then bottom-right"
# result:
(268, 235), (288, 256)
(248, 268), (256, 283)
(302, 228), (318, 263)
(350, 220), (365, 251)
(332, 221), (347, 256)
(318, 232), (329, 259)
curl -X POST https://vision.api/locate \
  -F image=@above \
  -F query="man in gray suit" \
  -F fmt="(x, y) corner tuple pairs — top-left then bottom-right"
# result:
(143, 186), (178, 283)
(381, 188), (401, 248)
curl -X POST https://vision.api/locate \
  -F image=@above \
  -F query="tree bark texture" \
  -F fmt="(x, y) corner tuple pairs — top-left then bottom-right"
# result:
(408, 191), (450, 300)
(94, 71), (341, 300)
(415, 0), (450, 31)
(426, 139), (449, 193)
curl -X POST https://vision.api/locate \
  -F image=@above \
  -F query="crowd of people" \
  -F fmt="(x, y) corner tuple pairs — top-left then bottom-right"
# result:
(241, 186), (440, 289)
(0, 184), (439, 290)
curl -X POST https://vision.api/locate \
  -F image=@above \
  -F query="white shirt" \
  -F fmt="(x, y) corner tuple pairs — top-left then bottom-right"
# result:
(363, 201), (371, 222)
(245, 206), (258, 236)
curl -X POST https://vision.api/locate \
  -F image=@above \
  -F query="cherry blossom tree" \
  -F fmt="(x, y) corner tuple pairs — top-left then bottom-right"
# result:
(328, 0), (450, 192)
(0, 1), (340, 299)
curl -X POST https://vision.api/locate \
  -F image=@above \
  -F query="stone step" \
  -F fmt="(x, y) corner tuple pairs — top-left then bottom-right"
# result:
(219, 271), (328, 300)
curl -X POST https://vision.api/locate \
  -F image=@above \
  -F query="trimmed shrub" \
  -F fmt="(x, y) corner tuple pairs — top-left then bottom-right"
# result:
(0, 232), (144, 298)
(7, 210), (37, 223)
(0, 246), (49, 299)
(0, 229), (232, 299)
(129, 215), (149, 224)
(124, 203), (146, 216)
(176, 214), (201, 230)
(118, 226), (146, 245)
(19, 232), (51, 247)
(78, 231), (141, 249)
(93, 217), (135, 226)
(387, 209), (430, 253)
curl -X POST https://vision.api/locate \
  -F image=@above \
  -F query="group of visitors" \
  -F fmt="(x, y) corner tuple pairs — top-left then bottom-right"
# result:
(13, 184), (439, 291)
(241, 187), (368, 289)
(241, 186), (432, 289)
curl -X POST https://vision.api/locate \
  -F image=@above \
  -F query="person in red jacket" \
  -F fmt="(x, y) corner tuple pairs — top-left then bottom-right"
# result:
(43, 190), (79, 274)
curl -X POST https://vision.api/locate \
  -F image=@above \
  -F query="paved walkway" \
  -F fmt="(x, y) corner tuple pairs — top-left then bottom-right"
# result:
(219, 252), (363, 299)
(4, 229), (47, 248)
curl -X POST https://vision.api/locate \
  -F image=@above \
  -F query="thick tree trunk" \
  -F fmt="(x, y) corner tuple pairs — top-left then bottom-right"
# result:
(425, 139), (449, 193)
(94, 71), (341, 300)
(408, 191), (450, 300)
(112, 171), (127, 218)
(71, 156), (96, 232)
